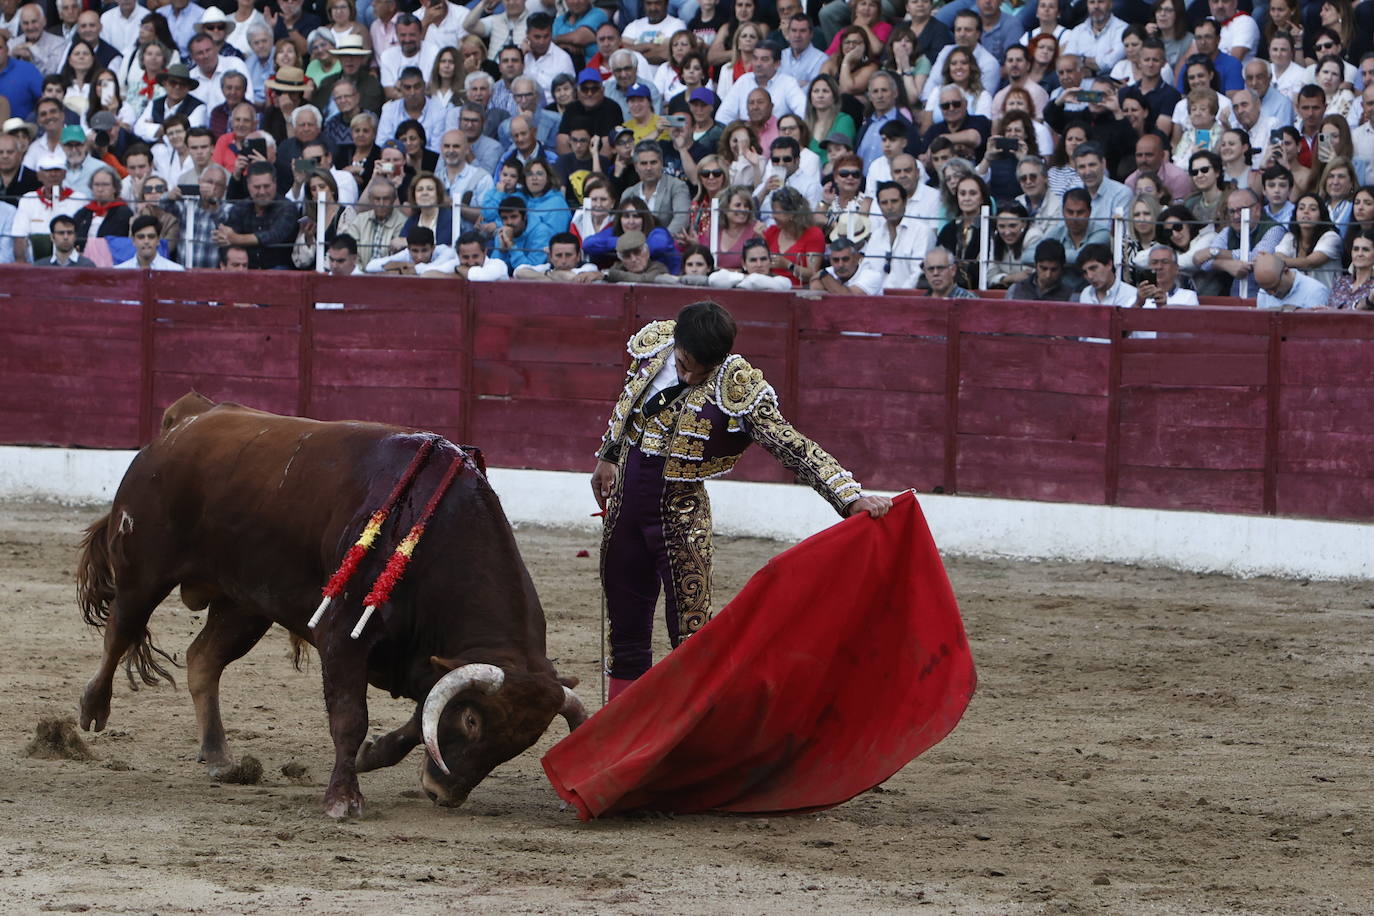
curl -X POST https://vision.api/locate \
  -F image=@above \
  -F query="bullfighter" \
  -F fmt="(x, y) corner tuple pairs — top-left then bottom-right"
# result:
(591, 301), (892, 700)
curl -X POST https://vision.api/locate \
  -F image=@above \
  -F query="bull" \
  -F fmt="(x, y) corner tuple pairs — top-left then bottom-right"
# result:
(76, 393), (588, 818)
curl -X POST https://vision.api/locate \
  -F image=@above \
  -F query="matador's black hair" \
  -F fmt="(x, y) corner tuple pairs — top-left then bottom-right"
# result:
(676, 301), (737, 369)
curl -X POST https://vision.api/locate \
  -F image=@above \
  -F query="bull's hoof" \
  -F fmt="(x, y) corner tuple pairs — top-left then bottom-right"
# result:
(324, 792), (364, 820)
(79, 680), (111, 732)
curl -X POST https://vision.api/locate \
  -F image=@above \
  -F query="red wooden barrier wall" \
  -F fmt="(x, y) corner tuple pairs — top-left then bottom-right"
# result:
(1, 265), (1372, 522)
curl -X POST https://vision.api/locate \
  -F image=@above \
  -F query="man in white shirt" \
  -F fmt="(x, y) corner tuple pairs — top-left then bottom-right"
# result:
(437, 129), (492, 234)
(100, 0), (147, 58)
(1063, 0), (1127, 76)
(717, 44), (807, 125)
(378, 14), (428, 95)
(513, 231), (601, 282)
(864, 181), (934, 292)
(1078, 243), (1138, 305)
(454, 230), (510, 280)
(1352, 83), (1374, 168)
(325, 234), (363, 276)
(620, 0), (684, 66)
(1253, 252), (1331, 308)
(1211, 0), (1259, 63)
(523, 12), (574, 98)
(133, 64), (208, 141)
(991, 45), (1049, 119)
(186, 32), (251, 112)
(810, 235), (884, 296)
(1225, 88), (1276, 161)
(12, 149), (79, 262)
(923, 11), (1002, 107)
(779, 13), (826, 86)
(378, 66), (450, 153)
(117, 213), (185, 270)
(157, 0), (205, 58)
(365, 225), (460, 275)
(419, 0), (466, 63)
(754, 136), (821, 225)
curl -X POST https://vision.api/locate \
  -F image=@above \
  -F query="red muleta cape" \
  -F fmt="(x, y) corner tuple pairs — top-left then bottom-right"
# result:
(541, 490), (976, 819)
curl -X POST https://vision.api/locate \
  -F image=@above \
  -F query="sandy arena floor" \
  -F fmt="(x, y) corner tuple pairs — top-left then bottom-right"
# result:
(0, 500), (1370, 915)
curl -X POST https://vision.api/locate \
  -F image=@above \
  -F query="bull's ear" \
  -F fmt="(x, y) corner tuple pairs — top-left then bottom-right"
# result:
(556, 674), (580, 689)
(430, 655), (461, 672)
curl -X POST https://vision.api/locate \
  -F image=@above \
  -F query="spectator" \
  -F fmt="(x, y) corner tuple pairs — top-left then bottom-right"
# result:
(116, 212), (184, 270)
(101, 0), (150, 63)
(863, 179), (932, 291)
(325, 233), (362, 276)
(605, 48), (661, 112)
(1126, 132), (1190, 202)
(603, 228), (669, 282)
(811, 234), (883, 294)
(377, 13), (423, 93)
(22, 96), (65, 171)
(1015, 155), (1061, 250)
(463, 0), (532, 64)
(1173, 18), (1242, 94)
(781, 14), (827, 86)
(36, 213), (95, 266)
(0, 128), (38, 204)
(496, 113), (552, 172)
(72, 165), (131, 243)
(490, 194), (550, 270)
(1193, 186), (1285, 296)
(921, 84), (992, 165)
(622, 140), (689, 235)
(293, 167), (346, 268)
(270, 0), (321, 60)
(513, 231), (602, 282)
(553, 0), (607, 62)
(920, 244), (976, 297)
(219, 245), (251, 271)
(524, 12), (574, 98)
(184, 31), (250, 113)
(1074, 141), (1132, 232)
(1048, 187), (1111, 286)
(559, 68), (624, 147)
(937, 172), (988, 288)
(9, 3), (66, 76)
(133, 63), (206, 142)
(339, 178), (406, 263)
(436, 129), (493, 234)
(454, 229), (510, 280)
(365, 224), (458, 274)
(521, 157), (570, 237)
(755, 135), (821, 224)
(1253, 252), (1331, 308)
(213, 160), (297, 269)
(166, 161), (230, 268)
(1330, 229), (1374, 309)
(988, 202), (1032, 288)
(315, 35), (380, 116)
(760, 185), (824, 286)
(241, 25), (274, 106)
(334, 111), (381, 188)
(1006, 238), (1077, 300)
(0, 28), (43, 120)
(1277, 193), (1343, 289)
(705, 235), (793, 289)
(12, 148), (78, 262)
(1138, 245), (1200, 307)
(1078, 243), (1138, 305)
(497, 76), (561, 150)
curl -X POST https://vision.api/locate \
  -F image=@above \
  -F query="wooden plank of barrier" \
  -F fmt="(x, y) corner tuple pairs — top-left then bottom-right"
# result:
(1115, 466), (1266, 514)
(960, 336), (1111, 396)
(312, 346), (465, 390)
(0, 265), (143, 302)
(152, 373), (300, 417)
(311, 308), (464, 350)
(957, 388), (1108, 442)
(148, 269), (307, 308)
(152, 301), (304, 327)
(1118, 423), (1265, 470)
(1275, 472), (1374, 520)
(805, 295), (950, 337)
(474, 361), (625, 401)
(152, 325), (301, 378)
(957, 298), (1113, 338)
(311, 275), (465, 310)
(310, 385), (464, 431)
(956, 435), (1108, 504)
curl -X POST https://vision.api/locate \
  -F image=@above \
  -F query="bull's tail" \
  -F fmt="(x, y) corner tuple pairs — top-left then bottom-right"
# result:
(77, 512), (116, 629)
(76, 511), (180, 689)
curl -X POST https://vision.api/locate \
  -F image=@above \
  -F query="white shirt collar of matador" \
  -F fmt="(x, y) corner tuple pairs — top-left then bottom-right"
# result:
(596, 320), (863, 513)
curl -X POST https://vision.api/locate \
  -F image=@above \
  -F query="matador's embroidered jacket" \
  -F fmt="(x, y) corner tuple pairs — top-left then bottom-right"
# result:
(596, 319), (864, 514)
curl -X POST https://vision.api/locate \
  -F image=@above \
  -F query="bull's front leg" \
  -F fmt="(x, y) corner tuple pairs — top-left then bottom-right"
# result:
(356, 704), (423, 773)
(318, 641), (371, 819)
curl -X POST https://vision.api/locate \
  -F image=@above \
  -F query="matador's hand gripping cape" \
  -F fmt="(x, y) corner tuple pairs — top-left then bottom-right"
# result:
(596, 320), (863, 514)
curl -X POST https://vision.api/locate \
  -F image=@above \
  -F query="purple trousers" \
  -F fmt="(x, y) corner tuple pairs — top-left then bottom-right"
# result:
(600, 447), (713, 681)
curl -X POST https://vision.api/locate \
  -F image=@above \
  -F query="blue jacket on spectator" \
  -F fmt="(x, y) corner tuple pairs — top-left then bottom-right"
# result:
(523, 189), (572, 239)
(581, 224), (681, 274)
(492, 223), (553, 271)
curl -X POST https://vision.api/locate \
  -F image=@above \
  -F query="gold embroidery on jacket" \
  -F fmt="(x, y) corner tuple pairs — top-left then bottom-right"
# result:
(663, 480), (713, 638)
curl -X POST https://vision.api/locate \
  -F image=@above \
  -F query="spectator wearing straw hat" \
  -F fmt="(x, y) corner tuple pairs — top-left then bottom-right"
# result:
(312, 34), (380, 117)
(133, 63), (206, 141)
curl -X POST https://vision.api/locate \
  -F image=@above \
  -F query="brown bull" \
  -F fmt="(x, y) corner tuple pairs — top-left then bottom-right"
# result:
(77, 393), (588, 818)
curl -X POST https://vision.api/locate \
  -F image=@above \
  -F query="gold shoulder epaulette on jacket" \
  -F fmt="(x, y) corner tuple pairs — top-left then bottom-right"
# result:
(627, 320), (677, 359)
(714, 354), (775, 417)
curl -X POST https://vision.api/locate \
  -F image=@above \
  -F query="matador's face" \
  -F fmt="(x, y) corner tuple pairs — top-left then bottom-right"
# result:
(674, 348), (711, 386)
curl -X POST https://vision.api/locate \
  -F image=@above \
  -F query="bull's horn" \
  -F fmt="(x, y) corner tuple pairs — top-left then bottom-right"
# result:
(421, 663), (504, 776)
(559, 686), (589, 732)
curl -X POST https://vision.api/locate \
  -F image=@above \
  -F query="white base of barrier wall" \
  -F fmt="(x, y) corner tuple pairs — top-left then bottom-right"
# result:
(2, 446), (1369, 581)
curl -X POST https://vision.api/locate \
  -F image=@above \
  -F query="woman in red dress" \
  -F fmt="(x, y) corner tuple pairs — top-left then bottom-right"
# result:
(763, 187), (825, 287)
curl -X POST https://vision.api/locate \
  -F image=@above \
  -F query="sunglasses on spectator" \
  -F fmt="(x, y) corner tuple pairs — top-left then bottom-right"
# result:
(771, 155), (794, 163)
(836, 168), (862, 178)
(144, 183), (167, 192)
(1165, 222), (1185, 233)
(204, 23), (226, 30)
(1017, 172), (1040, 182)
(699, 168), (724, 177)
(1189, 165), (1212, 175)
(1316, 41), (1336, 51)
(939, 100), (963, 110)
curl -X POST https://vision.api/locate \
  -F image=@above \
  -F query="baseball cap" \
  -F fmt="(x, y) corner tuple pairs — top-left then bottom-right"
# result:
(616, 230), (647, 254)
(824, 129), (855, 147)
(36, 150), (68, 171)
(60, 125), (88, 145)
(624, 83), (651, 100)
(689, 88), (717, 107)
(89, 111), (117, 132)
(577, 67), (603, 85)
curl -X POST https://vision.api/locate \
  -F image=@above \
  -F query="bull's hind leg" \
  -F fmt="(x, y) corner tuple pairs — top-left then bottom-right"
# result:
(80, 577), (176, 732)
(186, 602), (272, 775)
